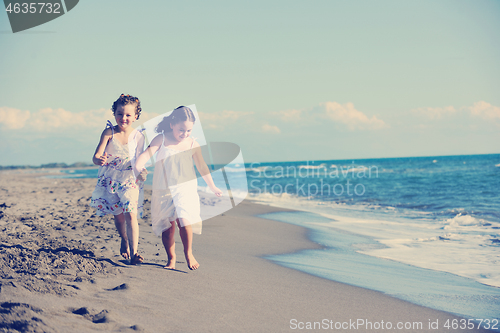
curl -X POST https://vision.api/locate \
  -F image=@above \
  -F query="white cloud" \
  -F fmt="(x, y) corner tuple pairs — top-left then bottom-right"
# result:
(31, 108), (110, 130)
(468, 101), (500, 120)
(0, 106), (114, 132)
(0, 107), (31, 129)
(197, 104), (385, 132)
(272, 109), (302, 122)
(0, 107), (161, 132)
(270, 102), (386, 130)
(322, 102), (386, 129)
(409, 102), (500, 124)
(411, 106), (457, 119)
(262, 123), (281, 134)
(312, 102), (386, 130)
(198, 110), (254, 129)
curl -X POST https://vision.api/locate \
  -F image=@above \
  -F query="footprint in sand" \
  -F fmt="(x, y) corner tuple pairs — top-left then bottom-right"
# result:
(92, 310), (110, 324)
(108, 283), (129, 291)
(130, 324), (144, 331)
(71, 307), (111, 324)
(71, 306), (140, 330)
(72, 307), (89, 315)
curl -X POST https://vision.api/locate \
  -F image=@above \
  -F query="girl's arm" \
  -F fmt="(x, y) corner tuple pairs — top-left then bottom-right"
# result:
(133, 130), (147, 181)
(192, 141), (222, 197)
(134, 134), (162, 175)
(92, 128), (112, 166)
(134, 130), (146, 158)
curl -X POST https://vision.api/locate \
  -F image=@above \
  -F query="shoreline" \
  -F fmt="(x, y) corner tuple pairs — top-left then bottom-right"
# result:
(0, 171), (490, 332)
(256, 209), (500, 321)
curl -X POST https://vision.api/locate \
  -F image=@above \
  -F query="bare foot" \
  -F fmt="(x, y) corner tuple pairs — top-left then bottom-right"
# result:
(164, 256), (176, 270)
(185, 253), (199, 270)
(130, 253), (144, 265)
(120, 238), (130, 260)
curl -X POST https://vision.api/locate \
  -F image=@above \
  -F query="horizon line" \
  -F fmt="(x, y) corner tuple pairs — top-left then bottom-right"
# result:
(1, 152), (499, 169)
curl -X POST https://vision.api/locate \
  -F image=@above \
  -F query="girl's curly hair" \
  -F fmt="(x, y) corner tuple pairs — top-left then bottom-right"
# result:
(155, 106), (196, 133)
(112, 94), (142, 119)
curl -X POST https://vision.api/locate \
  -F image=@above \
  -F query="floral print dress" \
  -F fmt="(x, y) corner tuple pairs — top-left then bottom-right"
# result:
(91, 121), (144, 217)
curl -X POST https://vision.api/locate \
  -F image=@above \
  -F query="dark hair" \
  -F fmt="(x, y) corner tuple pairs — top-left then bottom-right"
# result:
(155, 106), (196, 133)
(112, 94), (142, 119)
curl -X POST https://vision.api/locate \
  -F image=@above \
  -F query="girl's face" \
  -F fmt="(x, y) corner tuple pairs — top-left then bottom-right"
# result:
(170, 120), (194, 142)
(114, 104), (137, 129)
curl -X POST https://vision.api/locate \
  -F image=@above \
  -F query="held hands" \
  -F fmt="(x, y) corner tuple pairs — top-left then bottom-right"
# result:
(136, 168), (148, 183)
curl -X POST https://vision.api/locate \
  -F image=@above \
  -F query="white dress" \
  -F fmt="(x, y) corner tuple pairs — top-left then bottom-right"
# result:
(91, 121), (144, 218)
(151, 136), (202, 236)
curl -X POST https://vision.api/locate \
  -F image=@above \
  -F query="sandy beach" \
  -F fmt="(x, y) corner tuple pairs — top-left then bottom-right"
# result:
(0, 171), (488, 332)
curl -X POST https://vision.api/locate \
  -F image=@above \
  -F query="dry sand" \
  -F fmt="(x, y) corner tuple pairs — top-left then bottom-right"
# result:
(0, 171), (487, 332)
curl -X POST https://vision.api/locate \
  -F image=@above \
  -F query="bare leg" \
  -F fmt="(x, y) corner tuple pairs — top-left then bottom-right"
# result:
(161, 220), (176, 269)
(113, 213), (130, 259)
(125, 212), (143, 264)
(178, 218), (199, 270)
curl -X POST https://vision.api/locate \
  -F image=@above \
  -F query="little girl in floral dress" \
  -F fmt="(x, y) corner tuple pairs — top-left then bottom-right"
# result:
(91, 94), (147, 265)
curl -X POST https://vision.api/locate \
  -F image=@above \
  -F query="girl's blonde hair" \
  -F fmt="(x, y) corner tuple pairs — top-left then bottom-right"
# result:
(155, 106), (195, 133)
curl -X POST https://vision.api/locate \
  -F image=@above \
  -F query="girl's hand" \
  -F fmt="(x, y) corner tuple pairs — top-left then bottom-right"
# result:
(97, 152), (108, 166)
(137, 169), (148, 182)
(211, 186), (223, 197)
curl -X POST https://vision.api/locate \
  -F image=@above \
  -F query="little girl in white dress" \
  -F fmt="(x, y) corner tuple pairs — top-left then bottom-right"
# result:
(135, 106), (222, 270)
(91, 94), (146, 265)
(152, 135), (202, 236)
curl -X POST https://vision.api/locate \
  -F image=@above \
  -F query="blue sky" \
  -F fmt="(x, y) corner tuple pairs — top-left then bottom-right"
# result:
(1, 0), (499, 165)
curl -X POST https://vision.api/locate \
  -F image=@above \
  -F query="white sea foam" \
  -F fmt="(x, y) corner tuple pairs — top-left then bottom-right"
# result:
(245, 165), (269, 173)
(221, 166), (245, 173)
(249, 193), (500, 288)
(299, 164), (326, 170)
(349, 167), (368, 173)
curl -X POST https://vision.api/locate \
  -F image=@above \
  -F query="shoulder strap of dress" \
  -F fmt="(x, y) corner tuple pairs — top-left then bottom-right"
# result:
(106, 120), (114, 137)
(190, 137), (196, 148)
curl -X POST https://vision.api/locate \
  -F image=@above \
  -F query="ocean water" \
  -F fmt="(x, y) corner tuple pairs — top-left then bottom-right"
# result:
(244, 154), (500, 322)
(52, 154), (500, 321)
